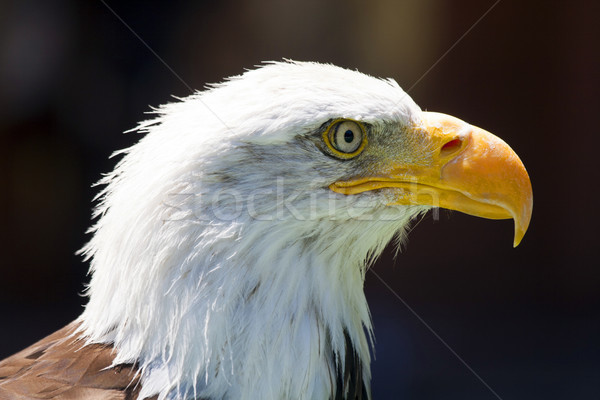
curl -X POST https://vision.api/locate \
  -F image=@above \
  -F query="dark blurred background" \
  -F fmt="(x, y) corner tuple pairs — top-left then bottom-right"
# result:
(1, 0), (598, 398)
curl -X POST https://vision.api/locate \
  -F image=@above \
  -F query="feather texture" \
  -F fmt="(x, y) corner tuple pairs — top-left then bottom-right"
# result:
(0, 323), (156, 400)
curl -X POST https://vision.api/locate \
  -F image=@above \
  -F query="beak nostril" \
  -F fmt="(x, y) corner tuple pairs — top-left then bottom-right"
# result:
(440, 138), (463, 157)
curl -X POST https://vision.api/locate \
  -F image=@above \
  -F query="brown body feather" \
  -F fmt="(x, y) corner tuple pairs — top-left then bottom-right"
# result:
(0, 322), (155, 400)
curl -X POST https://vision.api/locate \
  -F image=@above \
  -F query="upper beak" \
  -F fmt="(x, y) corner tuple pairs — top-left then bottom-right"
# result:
(330, 112), (533, 247)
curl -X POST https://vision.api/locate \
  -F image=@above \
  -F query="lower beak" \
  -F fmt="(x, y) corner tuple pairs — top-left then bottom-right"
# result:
(330, 112), (533, 247)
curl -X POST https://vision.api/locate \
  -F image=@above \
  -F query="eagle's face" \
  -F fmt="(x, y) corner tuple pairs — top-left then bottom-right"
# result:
(79, 61), (532, 400)
(189, 62), (530, 246)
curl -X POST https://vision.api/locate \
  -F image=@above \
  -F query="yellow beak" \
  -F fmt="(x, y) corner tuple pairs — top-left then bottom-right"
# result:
(330, 112), (533, 247)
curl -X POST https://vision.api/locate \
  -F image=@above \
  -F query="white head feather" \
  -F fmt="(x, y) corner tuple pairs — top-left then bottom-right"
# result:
(78, 61), (428, 400)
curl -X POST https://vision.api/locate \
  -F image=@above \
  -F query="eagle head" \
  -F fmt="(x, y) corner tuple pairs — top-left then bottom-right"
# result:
(77, 61), (532, 400)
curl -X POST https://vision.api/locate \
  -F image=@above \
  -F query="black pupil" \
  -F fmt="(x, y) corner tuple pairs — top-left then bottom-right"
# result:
(344, 129), (354, 143)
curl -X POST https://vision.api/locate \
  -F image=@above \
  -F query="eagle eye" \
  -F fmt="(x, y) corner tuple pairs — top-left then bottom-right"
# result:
(323, 119), (367, 159)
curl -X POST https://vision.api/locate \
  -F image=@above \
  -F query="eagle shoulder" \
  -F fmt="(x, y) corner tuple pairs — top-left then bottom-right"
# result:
(0, 322), (155, 400)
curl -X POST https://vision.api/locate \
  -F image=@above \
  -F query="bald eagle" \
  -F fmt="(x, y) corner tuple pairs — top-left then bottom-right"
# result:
(0, 61), (532, 400)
